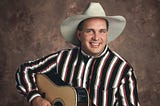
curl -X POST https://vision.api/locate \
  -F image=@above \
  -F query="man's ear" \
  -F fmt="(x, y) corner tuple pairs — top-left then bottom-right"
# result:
(76, 30), (81, 40)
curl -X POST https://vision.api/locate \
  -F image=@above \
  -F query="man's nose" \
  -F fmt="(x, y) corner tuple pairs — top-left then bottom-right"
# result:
(92, 32), (99, 40)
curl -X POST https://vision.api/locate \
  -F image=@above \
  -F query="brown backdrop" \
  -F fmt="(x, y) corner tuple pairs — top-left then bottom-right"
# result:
(0, 0), (160, 106)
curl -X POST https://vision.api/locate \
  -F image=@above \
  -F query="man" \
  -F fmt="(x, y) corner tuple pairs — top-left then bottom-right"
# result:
(15, 2), (140, 106)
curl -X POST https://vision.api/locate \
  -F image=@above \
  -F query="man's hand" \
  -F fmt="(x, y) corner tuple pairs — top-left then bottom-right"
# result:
(31, 96), (51, 106)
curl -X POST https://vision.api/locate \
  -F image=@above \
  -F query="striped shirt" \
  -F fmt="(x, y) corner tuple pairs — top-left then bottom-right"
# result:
(15, 46), (140, 106)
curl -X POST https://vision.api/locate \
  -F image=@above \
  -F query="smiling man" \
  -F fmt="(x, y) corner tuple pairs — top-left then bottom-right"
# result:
(77, 18), (108, 57)
(15, 2), (140, 106)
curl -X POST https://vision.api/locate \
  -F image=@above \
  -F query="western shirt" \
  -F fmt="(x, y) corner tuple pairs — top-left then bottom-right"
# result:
(15, 46), (140, 106)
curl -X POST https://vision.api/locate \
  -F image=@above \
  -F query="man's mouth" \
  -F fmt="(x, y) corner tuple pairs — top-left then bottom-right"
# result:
(90, 42), (100, 47)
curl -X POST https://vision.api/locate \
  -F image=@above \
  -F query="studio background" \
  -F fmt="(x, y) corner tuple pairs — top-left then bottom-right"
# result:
(0, 0), (160, 106)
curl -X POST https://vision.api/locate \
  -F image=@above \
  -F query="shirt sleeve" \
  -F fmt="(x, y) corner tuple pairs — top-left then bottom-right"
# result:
(15, 53), (58, 102)
(118, 68), (140, 106)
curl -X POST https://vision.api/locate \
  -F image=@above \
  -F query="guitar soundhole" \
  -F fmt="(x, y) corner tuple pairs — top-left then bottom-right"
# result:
(53, 101), (63, 106)
(52, 99), (64, 106)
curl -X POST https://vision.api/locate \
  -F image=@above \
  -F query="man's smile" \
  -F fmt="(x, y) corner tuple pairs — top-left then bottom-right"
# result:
(89, 42), (101, 48)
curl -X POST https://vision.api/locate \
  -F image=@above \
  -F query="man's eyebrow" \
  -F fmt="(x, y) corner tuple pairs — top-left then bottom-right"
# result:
(83, 28), (94, 30)
(100, 29), (108, 30)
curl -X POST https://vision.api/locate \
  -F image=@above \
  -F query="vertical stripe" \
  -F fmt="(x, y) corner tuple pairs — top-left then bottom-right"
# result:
(103, 90), (107, 106)
(111, 88), (118, 106)
(94, 52), (110, 105)
(113, 61), (127, 88)
(16, 73), (26, 93)
(93, 60), (103, 105)
(104, 56), (118, 90)
(77, 61), (85, 86)
(61, 51), (72, 80)
(69, 52), (79, 85)
(57, 51), (63, 66)
(87, 59), (96, 93)
(82, 58), (94, 88)
(120, 78), (128, 106)
(128, 69), (135, 105)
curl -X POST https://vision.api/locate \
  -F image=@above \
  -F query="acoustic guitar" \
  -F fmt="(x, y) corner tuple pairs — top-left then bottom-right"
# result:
(36, 74), (89, 106)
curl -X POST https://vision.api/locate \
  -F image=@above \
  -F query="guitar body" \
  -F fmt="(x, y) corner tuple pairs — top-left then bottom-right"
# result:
(36, 74), (89, 106)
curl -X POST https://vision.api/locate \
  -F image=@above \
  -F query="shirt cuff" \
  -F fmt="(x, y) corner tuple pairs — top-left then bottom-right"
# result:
(26, 90), (41, 102)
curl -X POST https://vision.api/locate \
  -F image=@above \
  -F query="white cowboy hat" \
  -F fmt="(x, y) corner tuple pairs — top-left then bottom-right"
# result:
(60, 2), (126, 46)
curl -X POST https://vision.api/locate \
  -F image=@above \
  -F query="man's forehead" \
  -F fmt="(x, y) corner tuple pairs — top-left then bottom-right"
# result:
(83, 18), (107, 29)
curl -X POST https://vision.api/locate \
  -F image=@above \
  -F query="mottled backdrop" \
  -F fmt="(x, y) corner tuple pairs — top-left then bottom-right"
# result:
(0, 0), (160, 106)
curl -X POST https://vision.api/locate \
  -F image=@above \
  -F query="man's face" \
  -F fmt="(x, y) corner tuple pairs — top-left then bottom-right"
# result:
(77, 18), (108, 57)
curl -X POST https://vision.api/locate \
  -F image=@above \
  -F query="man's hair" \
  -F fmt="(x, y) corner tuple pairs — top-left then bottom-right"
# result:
(77, 18), (109, 31)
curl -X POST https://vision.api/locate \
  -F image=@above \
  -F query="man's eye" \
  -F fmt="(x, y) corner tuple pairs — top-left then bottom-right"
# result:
(85, 29), (93, 33)
(100, 29), (107, 33)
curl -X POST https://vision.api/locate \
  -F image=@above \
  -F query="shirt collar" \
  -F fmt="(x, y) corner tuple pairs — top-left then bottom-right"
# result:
(80, 45), (108, 59)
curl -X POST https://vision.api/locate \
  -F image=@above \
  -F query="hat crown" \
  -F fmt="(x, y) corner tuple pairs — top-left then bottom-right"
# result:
(83, 2), (106, 16)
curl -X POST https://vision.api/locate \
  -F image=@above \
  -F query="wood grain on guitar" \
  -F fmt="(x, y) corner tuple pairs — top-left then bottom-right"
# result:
(36, 74), (89, 106)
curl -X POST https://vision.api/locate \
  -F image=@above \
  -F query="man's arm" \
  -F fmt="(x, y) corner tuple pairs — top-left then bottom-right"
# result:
(118, 68), (140, 106)
(15, 53), (58, 103)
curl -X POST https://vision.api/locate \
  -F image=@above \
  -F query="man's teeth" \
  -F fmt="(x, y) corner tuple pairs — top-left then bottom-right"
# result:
(90, 42), (99, 46)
